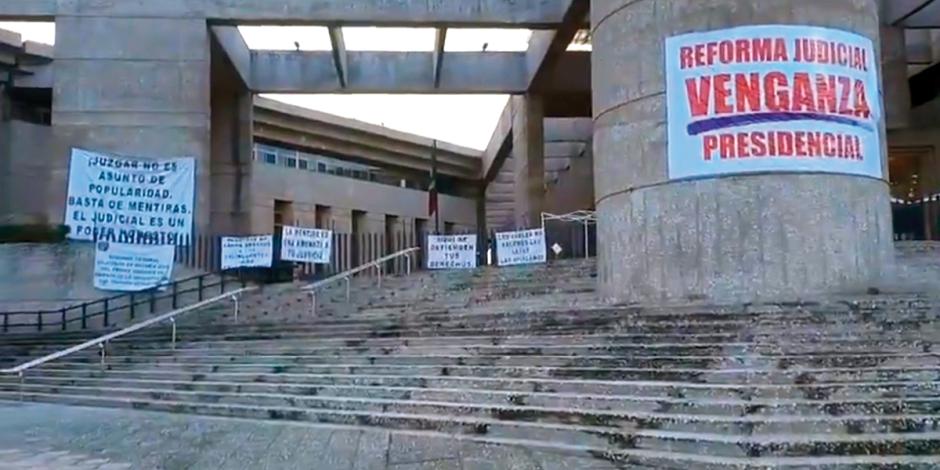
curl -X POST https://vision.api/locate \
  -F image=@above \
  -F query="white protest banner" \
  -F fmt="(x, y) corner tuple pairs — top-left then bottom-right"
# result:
(665, 25), (883, 180)
(65, 148), (196, 246)
(221, 235), (274, 270)
(281, 226), (333, 264)
(93, 241), (175, 292)
(427, 234), (477, 270)
(495, 228), (547, 267)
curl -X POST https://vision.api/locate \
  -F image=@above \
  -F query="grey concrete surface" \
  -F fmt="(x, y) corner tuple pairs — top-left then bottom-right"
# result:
(591, 0), (894, 303)
(511, 95), (545, 229)
(0, 401), (615, 470)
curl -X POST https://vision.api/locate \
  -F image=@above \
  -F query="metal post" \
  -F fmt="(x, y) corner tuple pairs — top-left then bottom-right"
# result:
(37, 312), (42, 332)
(99, 342), (106, 369)
(129, 293), (136, 320)
(231, 294), (240, 323)
(170, 318), (177, 350)
(583, 221), (589, 259)
(377, 265), (383, 288)
(198, 276), (205, 301)
(18, 371), (24, 401)
(149, 290), (156, 313)
(61, 309), (67, 331)
(81, 304), (87, 330)
(405, 254), (412, 276)
(344, 276), (351, 301)
(172, 282), (179, 309)
(103, 299), (110, 328)
(309, 291), (317, 317)
(2, 313), (7, 333)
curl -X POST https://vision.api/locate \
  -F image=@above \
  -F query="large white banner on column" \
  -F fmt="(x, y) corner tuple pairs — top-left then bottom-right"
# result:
(495, 228), (547, 267)
(665, 25), (883, 180)
(93, 241), (175, 292)
(427, 235), (477, 270)
(281, 226), (333, 264)
(221, 236), (274, 270)
(65, 148), (196, 246)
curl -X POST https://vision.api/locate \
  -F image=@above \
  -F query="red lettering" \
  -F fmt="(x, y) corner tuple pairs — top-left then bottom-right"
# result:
(795, 132), (808, 157)
(737, 133), (750, 158)
(719, 134), (735, 159)
(714, 74), (733, 114)
(735, 40), (751, 63)
(838, 77), (853, 115)
(680, 47), (694, 69)
(823, 133), (837, 157)
(777, 132), (794, 156)
(772, 38), (788, 61)
(703, 135), (718, 161)
(806, 132), (822, 156)
(765, 72), (790, 112)
(792, 73), (816, 112)
(751, 132), (767, 157)
(686, 77), (711, 117)
(735, 73), (761, 113)
(752, 39), (772, 62)
(854, 80), (871, 119)
(815, 75), (838, 114)
(719, 41), (734, 64)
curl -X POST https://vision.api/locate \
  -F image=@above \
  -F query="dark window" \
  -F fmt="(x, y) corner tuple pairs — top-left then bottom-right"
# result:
(317, 162), (327, 173)
(284, 157), (297, 168)
(263, 152), (276, 164)
(298, 159), (309, 170)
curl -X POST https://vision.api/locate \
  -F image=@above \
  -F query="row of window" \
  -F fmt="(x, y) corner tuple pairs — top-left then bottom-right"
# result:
(253, 143), (427, 190)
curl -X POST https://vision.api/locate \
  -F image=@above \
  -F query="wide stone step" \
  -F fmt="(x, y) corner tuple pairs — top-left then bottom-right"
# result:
(36, 351), (940, 370)
(4, 381), (939, 417)
(7, 374), (938, 402)
(23, 362), (940, 386)
(1, 390), (938, 459)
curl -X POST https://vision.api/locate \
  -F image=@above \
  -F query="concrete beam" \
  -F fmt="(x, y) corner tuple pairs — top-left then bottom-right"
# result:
(891, 2), (940, 27)
(482, 100), (514, 182)
(211, 26), (252, 87)
(882, 0), (933, 25)
(328, 26), (348, 88)
(526, 0), (589, 90)
(252, 51), (526, 93)
(205, 0), (571, 27)
(0, 0), (55, 19)
(433, 28), (447, 89)
(545, 142), (586, 159)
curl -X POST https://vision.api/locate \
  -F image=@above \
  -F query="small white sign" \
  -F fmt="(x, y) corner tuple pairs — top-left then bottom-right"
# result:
(93, 241), (175, 292)
(221, 235), (274, 270)
(427, 235), (477, 270)
(281, 225), (333, 264)
(495, 228), (547, 267)
(552, 243), (563, 256)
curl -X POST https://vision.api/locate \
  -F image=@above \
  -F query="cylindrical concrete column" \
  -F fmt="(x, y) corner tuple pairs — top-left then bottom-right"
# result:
(591, 0), (894, 303)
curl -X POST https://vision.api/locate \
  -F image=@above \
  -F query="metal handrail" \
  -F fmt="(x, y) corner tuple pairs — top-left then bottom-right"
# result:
(301, 246), (420, 316)
(1, 285), (257, 378)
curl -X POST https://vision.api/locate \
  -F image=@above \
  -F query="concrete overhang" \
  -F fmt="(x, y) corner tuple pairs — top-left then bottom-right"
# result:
(253, 97), (482, 180)
(251, 51), (528, 94)
(883, 0), (940, 27)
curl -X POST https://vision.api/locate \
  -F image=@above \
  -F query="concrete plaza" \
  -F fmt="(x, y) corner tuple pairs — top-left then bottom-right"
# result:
(0, 401), (618, 470)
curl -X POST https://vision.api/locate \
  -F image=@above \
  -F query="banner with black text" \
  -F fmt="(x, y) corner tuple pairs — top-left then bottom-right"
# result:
(221, 235), (274, 270)
(427, 235), (477, 270)
(281, 226), (333, 264)
(93, 241), (175, 292)
(65, 148), (196, 246)
(496, 228), (547, 267)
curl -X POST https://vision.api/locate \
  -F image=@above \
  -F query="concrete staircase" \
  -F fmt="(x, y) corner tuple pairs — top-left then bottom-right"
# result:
(2, 259), (940, 468)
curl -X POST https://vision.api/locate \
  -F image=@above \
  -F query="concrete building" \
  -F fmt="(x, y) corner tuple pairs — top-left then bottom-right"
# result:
(2, 0), (940, 302)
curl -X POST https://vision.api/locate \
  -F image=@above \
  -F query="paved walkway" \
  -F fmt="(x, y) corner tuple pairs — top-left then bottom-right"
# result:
(0, 401), (615, 470)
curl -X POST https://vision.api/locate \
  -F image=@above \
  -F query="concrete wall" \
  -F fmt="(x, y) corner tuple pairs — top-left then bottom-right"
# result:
(0, 120), (58, 224)
(250, 162), (476, 235)
(0, 243), (204, 313)
(544, 146), (594, 215)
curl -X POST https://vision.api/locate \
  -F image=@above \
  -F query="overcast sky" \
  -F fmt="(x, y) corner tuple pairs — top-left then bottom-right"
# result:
(0, 22), (550, 150)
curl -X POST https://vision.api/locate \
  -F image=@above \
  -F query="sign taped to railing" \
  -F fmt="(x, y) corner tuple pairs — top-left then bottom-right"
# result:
(281, 226), (333, 264)
(427, 234), (477, 270)
(495, 228), (547, 267)
(93, 241), (175, 292)
(665, 25), (883, 180)
(221, 235), (274, 270)
(65, 148), (196, 246)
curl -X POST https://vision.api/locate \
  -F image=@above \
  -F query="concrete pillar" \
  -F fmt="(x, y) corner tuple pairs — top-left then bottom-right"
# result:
(592, 0), (894, 303)
(511, 94), (545, 228)
(881, 26), (911, 130)
(53, 14), (211, 233)
(210, 37), (254, 235)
